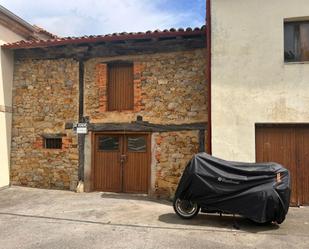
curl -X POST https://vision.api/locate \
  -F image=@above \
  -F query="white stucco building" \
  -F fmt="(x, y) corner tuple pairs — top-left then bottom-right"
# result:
(211, 0), (309, 205)
(0, 5), (55, 188)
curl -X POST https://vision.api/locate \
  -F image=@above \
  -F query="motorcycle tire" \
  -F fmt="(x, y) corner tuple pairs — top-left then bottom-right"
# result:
(173, 198), (200, 219)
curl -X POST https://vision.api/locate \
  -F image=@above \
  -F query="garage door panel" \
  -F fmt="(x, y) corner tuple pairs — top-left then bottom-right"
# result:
(297, 128), (309, 204)
(123, 135), (149, 193)
(256, 126), (299, 205)
(94, 135), (123, 192)
(94, 134), (149, 194)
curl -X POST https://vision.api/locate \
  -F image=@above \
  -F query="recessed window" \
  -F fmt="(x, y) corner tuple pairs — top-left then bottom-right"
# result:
(284, 21), (309, 62)
(108, 62), (134, 111)
(44, 138), (62, 149)
(98, 136), (119, 151)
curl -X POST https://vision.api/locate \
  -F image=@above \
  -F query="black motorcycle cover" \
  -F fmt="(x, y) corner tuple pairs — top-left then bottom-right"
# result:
(174, 153), (291, 224)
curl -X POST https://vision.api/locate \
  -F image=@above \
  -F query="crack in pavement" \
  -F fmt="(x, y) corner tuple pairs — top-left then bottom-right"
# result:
(1, 212), (306, 237)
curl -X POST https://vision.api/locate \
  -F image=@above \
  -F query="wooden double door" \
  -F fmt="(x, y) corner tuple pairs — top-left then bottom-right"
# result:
(256, 125), (309, 206)
(94, 133), (150, 193)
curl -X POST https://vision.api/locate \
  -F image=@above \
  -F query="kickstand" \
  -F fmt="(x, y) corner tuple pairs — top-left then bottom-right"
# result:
(232, 214), (240, 230)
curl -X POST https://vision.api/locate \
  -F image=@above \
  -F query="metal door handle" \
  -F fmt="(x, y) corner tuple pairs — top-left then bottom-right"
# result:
(120, 154), (127, 164)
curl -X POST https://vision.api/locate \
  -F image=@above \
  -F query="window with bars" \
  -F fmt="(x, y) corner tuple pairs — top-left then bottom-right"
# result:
(108, 62), (134, 111)
(44, 137), (62, 149)
(284, 21), (309, 62)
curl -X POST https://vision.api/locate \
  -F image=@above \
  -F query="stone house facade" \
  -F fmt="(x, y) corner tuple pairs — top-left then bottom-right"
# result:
(5, 27), (207, 198)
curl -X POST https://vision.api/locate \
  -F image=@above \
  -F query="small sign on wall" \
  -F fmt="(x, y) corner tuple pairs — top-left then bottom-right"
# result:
(75, 123), (88, 134)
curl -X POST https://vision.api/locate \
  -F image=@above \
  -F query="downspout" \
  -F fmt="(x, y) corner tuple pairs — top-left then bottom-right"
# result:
(77, 59), (85, 191)
(206, 0), (212, 154)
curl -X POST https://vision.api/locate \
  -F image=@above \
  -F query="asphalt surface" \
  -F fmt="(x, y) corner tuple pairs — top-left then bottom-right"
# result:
(0, 186), (308, 249)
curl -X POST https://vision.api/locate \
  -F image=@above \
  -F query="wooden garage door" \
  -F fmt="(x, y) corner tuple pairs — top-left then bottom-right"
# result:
(256, 125), (309, 206)
(94, 134), (150, 193)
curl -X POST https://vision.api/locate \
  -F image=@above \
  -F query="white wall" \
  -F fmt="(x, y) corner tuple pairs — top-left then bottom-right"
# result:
(0, 112), (12, 188)
(211, 0), (309, 162)
(0, 25), (25, 188)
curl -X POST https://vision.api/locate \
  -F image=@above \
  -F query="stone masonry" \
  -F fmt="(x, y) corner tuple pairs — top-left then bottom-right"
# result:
(10, 58), (79, 190)
(84, 49), (207, 124)
(10, 48), (207, 198)
(153, 130), (200, 199)
(84, 49), (207, 198)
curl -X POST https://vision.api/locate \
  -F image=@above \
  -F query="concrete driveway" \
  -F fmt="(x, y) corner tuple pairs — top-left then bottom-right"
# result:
(0, 187), (308, 249)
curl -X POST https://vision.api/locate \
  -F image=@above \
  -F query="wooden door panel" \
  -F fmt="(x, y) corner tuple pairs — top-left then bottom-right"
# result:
(296, 128), (309, 204)
(94, 135), (122, 192)
(256, 126), (298, 205)
(123, 135), (149, 193)
(94, 134), (150, 194)
(108, 64), (134, 111)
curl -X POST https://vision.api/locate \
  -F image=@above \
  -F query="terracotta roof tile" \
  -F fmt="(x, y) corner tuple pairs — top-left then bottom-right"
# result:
(2, 26), (206, 49)
(33, 25), (58, 39)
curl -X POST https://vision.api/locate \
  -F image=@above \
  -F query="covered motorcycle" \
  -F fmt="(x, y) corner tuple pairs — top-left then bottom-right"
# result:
(173, 153), (291, 224)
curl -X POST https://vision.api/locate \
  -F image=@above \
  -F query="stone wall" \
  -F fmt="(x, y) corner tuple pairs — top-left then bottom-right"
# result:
(152, 130), (200, 199)
(10, 58), (79, 190)
(10, 48), (207, 196)
(84, 49), (207, 124)
(83, 49), (207, 198)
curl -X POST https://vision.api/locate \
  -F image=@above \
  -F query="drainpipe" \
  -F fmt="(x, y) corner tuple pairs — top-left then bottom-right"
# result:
(206, 0), (212, 154)
(76, 59), (85, 192)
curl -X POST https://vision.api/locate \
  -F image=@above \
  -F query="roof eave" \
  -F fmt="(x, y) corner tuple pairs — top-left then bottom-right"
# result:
(0, 5), (36, 33)
(2, 27), (206, 50)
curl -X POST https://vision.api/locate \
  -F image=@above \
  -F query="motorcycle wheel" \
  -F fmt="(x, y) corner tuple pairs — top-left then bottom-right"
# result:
(173, 198), (200, 219)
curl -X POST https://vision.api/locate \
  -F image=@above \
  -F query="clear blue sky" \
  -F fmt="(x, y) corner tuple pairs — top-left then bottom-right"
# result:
(0, 0), (206, 37)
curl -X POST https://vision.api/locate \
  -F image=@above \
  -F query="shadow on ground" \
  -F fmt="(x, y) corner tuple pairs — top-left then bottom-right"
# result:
(100, 193), (172, 206)
(159, 212), (280, 233)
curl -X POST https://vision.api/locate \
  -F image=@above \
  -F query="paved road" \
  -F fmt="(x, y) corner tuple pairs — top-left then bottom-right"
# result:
(0, 187), (308, 249)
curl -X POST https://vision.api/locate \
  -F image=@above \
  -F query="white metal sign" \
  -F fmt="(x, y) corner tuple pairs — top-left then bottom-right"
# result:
(76, 123), (88, 134)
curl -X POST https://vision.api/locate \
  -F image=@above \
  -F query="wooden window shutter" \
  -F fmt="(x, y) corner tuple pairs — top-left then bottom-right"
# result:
(108, 63), (134, 111)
